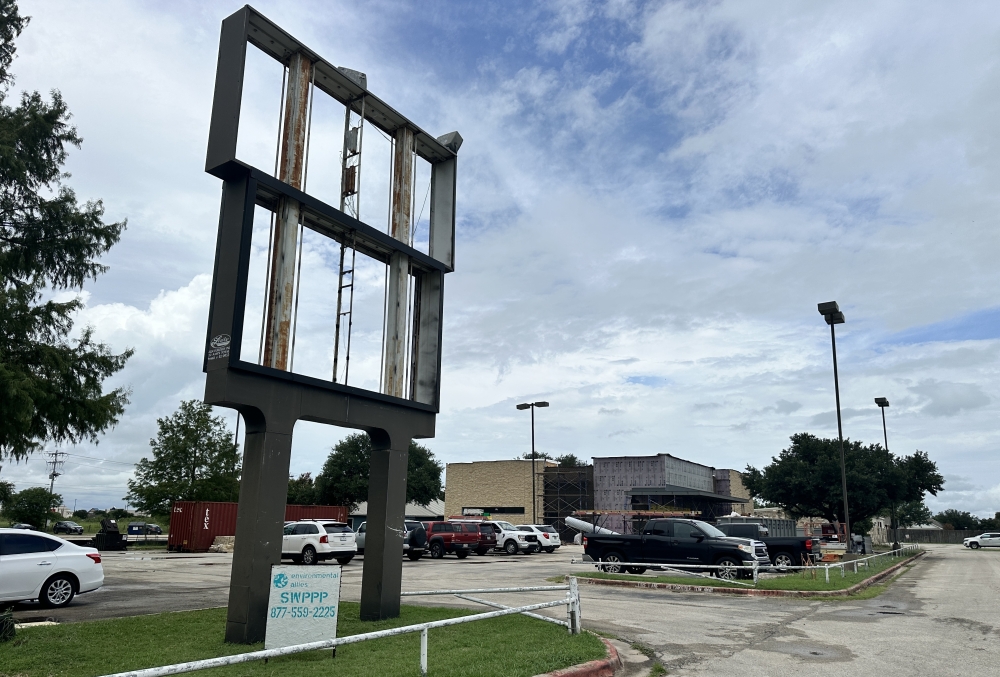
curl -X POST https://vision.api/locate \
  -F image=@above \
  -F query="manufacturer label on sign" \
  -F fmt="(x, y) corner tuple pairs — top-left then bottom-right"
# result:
(207, 334), (231, 362)
(265, 565), (341, 650)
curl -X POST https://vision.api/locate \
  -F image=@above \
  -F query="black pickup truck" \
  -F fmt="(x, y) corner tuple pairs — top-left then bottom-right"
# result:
(582, 518), (771, 580)
(714, 523), (820, 568)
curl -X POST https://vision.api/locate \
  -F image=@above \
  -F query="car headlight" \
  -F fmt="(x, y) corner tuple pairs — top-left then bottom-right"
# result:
(737, 544), (753, 555)
(517, 535), (526, 540)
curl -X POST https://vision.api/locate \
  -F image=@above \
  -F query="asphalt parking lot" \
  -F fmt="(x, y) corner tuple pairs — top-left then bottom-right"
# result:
(11, 544), (999, 676)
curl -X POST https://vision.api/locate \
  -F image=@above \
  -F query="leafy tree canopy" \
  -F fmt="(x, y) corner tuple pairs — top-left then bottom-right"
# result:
(554, 453), (589, 468)
(894, 500), (932, 529)
(2, 486), (59, 527)
(0, 1), (132, 462)
(287, 473), (317, 506)
(125, 400), (240, 515)
(518, 451), (552, 460)
(71, 508), (88, 520)
(315, 433), (443, 509)
(744, 433), (943, 530)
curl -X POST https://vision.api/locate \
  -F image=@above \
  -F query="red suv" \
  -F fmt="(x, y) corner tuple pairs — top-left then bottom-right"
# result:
(422, 521), (480, 559)
(450, 521), (497, 555)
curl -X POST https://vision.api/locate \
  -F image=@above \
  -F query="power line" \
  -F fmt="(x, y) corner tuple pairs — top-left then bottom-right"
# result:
(63, 453), (135, 467)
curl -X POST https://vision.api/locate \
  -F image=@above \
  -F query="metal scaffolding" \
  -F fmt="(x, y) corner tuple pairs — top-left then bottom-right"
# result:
(542, 466), (594, 541)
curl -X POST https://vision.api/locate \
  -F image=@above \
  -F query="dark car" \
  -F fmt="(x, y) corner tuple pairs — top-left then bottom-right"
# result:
(53, 521), (85, 535)
(10, 523), (35, 530)
(127, 522), (163, 535)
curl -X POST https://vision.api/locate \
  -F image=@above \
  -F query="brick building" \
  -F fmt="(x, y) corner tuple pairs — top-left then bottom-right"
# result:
(444, 459), (555, 525)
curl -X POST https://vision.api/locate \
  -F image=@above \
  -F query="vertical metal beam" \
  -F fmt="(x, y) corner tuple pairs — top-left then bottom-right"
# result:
(360, 433), (409, 620)
(382, 126), (414, 397)
(263, 52), (312, 370)
(225, 425), (294, 644)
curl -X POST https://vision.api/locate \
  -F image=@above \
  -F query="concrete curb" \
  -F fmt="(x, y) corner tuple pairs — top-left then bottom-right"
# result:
(535, 637), (623, 677)
(572, 550), (925, 598)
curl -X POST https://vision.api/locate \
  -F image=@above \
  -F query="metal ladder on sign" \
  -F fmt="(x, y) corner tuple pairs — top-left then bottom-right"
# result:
(333, 95), (364, 383)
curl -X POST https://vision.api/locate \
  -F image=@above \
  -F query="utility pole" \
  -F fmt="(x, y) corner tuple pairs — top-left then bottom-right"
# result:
(46, 450), (65, 494)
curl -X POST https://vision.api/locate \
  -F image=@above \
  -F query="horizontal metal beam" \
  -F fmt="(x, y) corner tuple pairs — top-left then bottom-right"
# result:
(245, 164), (449, 274)
(242, 6), (455, 164)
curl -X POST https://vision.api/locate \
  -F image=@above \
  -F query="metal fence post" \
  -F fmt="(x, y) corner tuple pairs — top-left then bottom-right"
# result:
(420, 628), (428, 676)
(825, 565), (830, 583)
(569, 576), (581, 635)
(752, 559), (759, 585)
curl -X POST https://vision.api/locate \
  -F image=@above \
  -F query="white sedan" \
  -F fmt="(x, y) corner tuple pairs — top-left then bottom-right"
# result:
(0, 528), (104, 608)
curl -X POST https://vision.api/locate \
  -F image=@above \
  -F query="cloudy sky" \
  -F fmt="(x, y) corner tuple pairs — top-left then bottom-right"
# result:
(4, 1), (999, 518)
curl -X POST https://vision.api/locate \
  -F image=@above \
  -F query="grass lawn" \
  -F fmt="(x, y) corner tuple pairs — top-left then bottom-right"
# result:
(0, 603), (605, 677)
(571, 550), (918, 592)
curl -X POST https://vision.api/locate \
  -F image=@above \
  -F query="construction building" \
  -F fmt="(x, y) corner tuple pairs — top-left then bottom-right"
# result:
(593, 453), (751, 532)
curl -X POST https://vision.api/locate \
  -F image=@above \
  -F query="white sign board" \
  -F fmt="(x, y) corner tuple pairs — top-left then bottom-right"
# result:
(265, 565), (342, 650)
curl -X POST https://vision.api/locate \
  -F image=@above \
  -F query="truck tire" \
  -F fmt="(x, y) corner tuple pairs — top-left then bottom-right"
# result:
(430, 541), (445, 559)
(626, 566), (647, 574)
(407, 551), (423, 561)
(504, 540), (519, 555)
(772, 552), (794, 570)
(714, 556), (741, 581)
(301, 546), (318, 565)
(599, 552), (625, 574)
(476, 547), (488, 555)
(456, 550), (469, 559)
(544, 547), (555, 553)
(336, 555), (353, 565)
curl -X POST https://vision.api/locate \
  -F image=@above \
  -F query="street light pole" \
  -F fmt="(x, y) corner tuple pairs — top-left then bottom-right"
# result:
(516, 401), (549, 524)
(875, 397), (896, 550)
(818, 302), (851, 552)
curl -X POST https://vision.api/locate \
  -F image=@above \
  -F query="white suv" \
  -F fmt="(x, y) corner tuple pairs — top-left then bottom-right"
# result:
(964, 533), (1000, 549)
(486, 521), (540, 555)
(517, 524), (561, 553)
(0, 528), (104, 608)
(282, 520), (357, 565)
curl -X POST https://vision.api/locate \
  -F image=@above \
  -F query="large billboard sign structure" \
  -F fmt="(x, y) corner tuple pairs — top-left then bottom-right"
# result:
(202, 5), (460, 643)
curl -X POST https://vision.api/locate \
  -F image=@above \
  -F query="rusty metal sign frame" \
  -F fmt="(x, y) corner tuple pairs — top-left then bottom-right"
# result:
(200, 4), (460, 644)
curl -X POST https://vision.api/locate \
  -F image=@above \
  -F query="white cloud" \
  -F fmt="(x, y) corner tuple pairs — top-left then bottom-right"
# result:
(3, 1), (999, 520)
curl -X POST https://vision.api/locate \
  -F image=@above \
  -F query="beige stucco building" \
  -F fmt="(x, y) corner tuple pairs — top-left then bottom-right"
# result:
(444, 459), (555, 525)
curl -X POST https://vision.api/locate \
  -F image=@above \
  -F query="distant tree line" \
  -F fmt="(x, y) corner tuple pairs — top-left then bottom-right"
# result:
(516, 451), (590, 468)
(932, 509), (1000, 531)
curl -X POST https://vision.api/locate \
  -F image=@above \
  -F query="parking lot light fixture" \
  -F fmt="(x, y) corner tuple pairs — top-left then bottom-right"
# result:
(875, 397), (897, 549)
(516, 401), (549, 524)
(818, 301), (852, 552)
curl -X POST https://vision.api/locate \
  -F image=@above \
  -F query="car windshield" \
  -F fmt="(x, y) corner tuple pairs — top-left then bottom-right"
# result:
(495, 521), (516, 531)
(64, 522), (81, 527)
(691, 520), (727, 538)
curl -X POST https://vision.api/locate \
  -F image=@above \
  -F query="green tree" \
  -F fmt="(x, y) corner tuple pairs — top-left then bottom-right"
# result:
(744, 433), (942, 531)
(894, 500), (932, 528)
(3, 486), (59, 527)
(125, 400), (240, 515)
(933, 509), (979, 531)
(0, 2), (131, 463)
(71, 508), (88, 520)
(0, 473), (12, 507)
(978, 512), (1000, 531)
(517, 451), (552, 460)
(315, 434), (443, 509)
(555, 453), (588, 468)
(286, 473), (317, 505)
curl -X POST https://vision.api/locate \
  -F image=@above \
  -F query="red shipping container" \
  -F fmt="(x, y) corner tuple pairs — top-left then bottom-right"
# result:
(168, 501), (239, 552)
(168, 502), (348, 552)
(285, 505), (348, 523)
